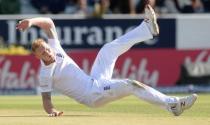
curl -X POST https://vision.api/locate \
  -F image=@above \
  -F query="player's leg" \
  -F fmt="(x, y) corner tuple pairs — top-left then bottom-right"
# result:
(130, 80), (197, 116)
(90, 21), (152, 79)
(89, 79), (197, 116)
(90, 5), (158, 80)
(91, 79), (174, 108)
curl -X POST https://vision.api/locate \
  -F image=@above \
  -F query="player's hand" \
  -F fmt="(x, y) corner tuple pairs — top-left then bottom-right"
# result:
(16, 19), (32, 31)
(48, 110), (63, 117)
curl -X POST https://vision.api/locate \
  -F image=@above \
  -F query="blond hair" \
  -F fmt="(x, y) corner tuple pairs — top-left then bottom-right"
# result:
(31, 38), (46, 53)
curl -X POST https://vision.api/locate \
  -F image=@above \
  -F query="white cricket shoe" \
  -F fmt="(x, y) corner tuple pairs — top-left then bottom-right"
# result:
(144, 5), (159, 36)
(168, 94), (198, 116)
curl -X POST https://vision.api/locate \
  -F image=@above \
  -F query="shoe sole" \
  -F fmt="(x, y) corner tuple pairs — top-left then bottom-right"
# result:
(145, 5), (159, 36)
(185, 94), (198, 110)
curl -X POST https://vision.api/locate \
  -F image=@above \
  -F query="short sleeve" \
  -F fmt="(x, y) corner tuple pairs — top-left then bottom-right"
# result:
(39, 63), (56, 92)
(39, 76), (53, 92)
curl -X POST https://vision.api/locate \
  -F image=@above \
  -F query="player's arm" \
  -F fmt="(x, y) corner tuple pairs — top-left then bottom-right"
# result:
(16, 17), (58, 39)
(41, 92), (63, 117)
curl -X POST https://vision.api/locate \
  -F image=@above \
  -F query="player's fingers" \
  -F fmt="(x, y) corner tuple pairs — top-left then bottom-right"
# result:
(48, 113), (54, 117)
(58, 111), (63, 116)
(16, 21), (22, 26)
(48, 111), (63, 117)
(16, 24), (21, 30)
(48, 112), (56, 117)
(16, 24), (24, 31)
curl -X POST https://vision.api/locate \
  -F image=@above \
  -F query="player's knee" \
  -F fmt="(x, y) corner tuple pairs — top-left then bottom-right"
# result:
(125, 79), (145, 88)
(125, 79), (134, 84)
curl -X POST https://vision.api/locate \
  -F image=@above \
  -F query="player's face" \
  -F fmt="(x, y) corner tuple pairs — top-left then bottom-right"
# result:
(34, 43), (55, 63)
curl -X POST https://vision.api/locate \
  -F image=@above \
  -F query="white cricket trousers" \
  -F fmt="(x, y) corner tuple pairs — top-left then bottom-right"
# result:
(85, 21), (176, 109)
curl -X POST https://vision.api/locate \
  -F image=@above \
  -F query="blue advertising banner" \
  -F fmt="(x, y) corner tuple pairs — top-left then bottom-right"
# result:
(0, 18), (175, 49)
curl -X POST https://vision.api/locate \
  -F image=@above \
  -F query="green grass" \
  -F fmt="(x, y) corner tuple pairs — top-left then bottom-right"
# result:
(0, 94), (209, 125)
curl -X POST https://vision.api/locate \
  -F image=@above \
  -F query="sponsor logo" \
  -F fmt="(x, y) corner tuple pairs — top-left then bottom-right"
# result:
(104, 86), (110, 90)
(56, 53), (64, 58)
(0, 56), (38, 89)
(181, 102), (186, 107)
(6, 20), (160, 48)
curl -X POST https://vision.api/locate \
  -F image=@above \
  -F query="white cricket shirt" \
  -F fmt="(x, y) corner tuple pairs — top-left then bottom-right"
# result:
(39, 39), (92, 104)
